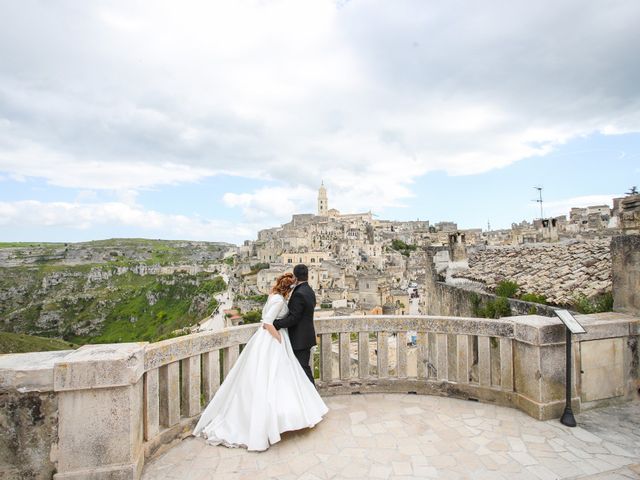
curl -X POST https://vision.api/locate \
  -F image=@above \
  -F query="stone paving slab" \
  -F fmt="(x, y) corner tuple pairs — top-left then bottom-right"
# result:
(142, 394), (640, 480)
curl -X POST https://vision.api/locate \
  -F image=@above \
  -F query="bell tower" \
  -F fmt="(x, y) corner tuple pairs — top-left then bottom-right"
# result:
(318, 181), (328, 216)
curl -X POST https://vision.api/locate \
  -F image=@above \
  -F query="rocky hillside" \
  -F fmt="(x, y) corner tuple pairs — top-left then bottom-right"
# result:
(0, 239), (231, 344)
(452, 239), (611, 305)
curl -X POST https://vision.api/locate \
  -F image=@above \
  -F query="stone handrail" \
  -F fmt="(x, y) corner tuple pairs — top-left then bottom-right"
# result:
(313, 315), (515, 401)
(1, 313), (638, 480)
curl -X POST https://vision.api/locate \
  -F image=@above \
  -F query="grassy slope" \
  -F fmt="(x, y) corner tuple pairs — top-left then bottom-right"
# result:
(0, 332), (77, 354)
(1, 239), (229, 345)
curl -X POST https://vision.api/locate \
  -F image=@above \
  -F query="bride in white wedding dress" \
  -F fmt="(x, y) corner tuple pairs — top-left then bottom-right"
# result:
(193, 273), (328, 451)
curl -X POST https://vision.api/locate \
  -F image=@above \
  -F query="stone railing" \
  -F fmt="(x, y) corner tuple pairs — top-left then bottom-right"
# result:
(1, 313), (638, 480)
(314, 316), (516, 405)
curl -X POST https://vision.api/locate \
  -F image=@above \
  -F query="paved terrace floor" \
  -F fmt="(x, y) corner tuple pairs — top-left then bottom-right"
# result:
(142, 394), (640, 480)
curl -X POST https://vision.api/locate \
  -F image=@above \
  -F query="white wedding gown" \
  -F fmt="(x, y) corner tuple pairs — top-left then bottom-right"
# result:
(193, 293), (328, 451)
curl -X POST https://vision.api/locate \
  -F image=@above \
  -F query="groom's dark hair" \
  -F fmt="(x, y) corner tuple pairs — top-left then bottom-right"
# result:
(293, 264), (309, 281)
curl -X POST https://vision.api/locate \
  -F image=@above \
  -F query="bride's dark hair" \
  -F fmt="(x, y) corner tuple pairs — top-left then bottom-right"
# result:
(271, 273), (295, 297)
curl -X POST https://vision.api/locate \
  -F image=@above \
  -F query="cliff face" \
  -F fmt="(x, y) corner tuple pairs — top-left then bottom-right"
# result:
(0, 239), (231, 343)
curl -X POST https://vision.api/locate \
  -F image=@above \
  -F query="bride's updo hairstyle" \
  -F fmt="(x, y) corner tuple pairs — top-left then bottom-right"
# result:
(271, 272), (295, 298)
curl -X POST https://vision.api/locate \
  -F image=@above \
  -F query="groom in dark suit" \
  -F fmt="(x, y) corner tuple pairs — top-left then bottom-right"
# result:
(271, 264), (317, 384)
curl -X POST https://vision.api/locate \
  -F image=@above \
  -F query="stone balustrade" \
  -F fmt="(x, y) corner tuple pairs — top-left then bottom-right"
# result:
(1, 313), (638, 480)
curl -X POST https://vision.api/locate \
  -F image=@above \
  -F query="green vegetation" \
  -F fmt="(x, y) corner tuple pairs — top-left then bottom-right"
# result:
(520, 292), (547, 304)
(224, 256), (235, 266)
(390, 239), (418, 257)
(495, 280), (519, 298)
(241, 310), (262, 324)
(495, 280), (548, 306)
(248, 262), (270, 275)
(572, 292), (614, 314)
(0, 332), (77, 354)
(1, 239), (230, 346)
(471, 294), (512, 319)
(0, 242), (66, 248)
(65, 274), (227, 344)
(235, 294), (269, 303)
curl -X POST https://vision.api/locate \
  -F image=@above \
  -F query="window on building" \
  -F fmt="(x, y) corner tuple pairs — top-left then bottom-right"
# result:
(287, 259), (292, 263)
(311, 258), (315, 263)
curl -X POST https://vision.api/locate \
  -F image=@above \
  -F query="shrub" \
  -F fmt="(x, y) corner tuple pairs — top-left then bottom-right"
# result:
(520, 292), (547, 304)
(241, 310), (262, 324)
(572, 292), (613, 314)
(471, 293), (512, 319)
(491, 297), (512, 318)
(390, 239), (418, 257)
(495, 280), (519, 298)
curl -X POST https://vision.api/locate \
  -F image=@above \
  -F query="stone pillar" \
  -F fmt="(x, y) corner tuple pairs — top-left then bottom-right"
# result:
(612, 235), (640, 315)
(53, 343), (147, 480)
(511, 315), (580, 420)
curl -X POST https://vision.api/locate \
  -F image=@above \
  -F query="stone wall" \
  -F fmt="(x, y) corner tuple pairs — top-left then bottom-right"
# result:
(0, 391), (58, 480)
(612, 235), (640, 315)
(424, 281), (558, 318)
(0, 350), (71, 480)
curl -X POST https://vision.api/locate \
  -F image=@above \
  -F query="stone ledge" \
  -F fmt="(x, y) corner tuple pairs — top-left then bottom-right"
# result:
(54, 343), (146, 391)
(512, 315), (566, 345)
(144, 324), (258, 371)
(575, 312), (639, 341)
(315, 315), (515, 337)
(0, 350), (73, 393)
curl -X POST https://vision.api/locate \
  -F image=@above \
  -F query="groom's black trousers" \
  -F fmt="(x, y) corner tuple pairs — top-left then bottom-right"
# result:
(293, 348), (315, 385)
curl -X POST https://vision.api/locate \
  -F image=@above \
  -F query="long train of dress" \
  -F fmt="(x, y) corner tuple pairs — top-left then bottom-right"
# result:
(193, 294), (328, 451)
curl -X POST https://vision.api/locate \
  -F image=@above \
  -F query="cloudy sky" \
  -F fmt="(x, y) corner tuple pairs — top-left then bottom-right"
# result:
(1, 0), (639, 244)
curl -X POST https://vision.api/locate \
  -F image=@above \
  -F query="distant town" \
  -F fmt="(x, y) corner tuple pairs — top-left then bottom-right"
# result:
(226, 183), (640, 320)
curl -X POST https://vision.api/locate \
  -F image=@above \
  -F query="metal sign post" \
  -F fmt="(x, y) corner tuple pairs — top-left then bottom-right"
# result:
(554, 309), (587, 427)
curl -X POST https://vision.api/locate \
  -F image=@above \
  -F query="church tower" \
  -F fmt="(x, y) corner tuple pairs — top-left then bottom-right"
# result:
(318, 181), (328, 216)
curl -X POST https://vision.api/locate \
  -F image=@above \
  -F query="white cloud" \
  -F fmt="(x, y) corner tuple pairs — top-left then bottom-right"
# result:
(0, 0), (639, 226)
(223, 185), (317, 221)
(0, 200), (256, 243)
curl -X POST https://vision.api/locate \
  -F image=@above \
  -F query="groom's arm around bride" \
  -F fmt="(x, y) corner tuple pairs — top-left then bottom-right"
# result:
(272, 264), (317, 384)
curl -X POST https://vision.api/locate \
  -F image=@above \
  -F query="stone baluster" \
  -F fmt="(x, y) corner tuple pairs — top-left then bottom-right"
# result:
(180, 355), (201, 418)
(339, 333), (350, 380)
(143, 369), (160, 441)
(222, 345), (239, 379)
(358, 332), (369, 378)
(478, 336), (491, 387)
(159, 362), (180, 428)
(320, 334), (332, 381)
(202, 349), (221, 403)
(397, 331), (407, 377)
(377, 331), (389, 378)
(416, 332), (428, 379)
(456, 334), (470, 384)
(436, 333), (449, 381)
(500, 338), (514, 391)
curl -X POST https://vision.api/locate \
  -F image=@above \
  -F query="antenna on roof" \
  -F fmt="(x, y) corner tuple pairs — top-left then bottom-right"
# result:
(533, 186), (544, 219)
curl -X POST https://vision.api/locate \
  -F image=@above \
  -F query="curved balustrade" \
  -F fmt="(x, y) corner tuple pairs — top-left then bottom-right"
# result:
(2, 312), (637, 480)
(140, 315), (518, 458)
